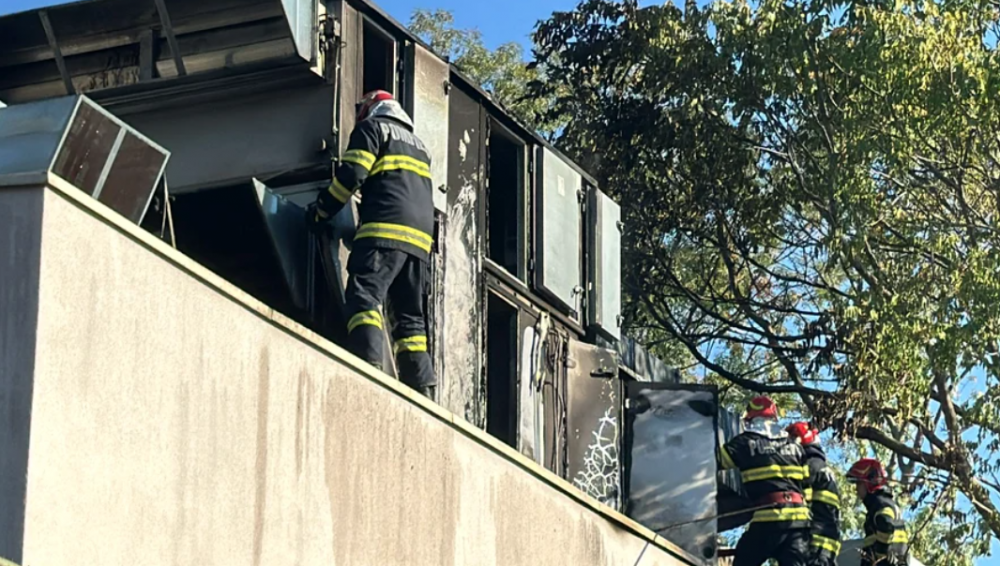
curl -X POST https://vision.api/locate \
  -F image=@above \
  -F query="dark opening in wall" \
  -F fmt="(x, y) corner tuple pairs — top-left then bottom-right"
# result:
(486, 292), (519, 447)
(166, 185), (302, 318)
(362, 20), (395, 95)
(486, 123), (525, 279)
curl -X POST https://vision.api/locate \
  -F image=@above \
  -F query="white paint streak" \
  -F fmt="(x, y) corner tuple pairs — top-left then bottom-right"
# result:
(441, 182), (481, 425)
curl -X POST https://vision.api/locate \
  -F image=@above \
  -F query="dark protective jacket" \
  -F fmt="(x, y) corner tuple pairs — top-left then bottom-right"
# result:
(719, 431), (810, 529)
(802, 445), (842, 558)
(316, 102), (434, 261)
(861, 491), (909, 565)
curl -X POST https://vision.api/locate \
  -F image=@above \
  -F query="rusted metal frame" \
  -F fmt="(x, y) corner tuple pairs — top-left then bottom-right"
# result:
(38, 10), (74, 94)
(152, 0), (187, 76)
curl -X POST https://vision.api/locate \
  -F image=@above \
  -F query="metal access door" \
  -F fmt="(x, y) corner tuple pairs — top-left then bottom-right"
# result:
(565, 339), (622, 511)
(404, 42), (449, 213)
(624, 383), (720, 563)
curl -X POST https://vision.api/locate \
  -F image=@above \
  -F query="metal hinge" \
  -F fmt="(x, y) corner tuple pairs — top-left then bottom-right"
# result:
(319, 14), (341, 44)
(577, 189), (585, 204)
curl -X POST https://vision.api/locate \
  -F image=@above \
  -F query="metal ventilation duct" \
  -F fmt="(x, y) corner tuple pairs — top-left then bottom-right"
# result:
(0, 95), (169, 224)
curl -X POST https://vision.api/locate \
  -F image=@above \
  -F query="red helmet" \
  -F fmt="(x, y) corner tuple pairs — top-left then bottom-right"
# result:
(744, 396), (779, 421)
(356, 90), (394, 121)
(786, 422), (819, 445)
(847, 458), (888, 492)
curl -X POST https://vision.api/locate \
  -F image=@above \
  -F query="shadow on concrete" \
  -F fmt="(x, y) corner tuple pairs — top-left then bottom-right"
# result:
(0, 187), (44, 565)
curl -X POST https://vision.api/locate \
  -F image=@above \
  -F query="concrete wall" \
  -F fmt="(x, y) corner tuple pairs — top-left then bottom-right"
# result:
(0, 178), (695, 566)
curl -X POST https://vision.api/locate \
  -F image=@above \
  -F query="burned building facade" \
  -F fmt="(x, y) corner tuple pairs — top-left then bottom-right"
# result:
(0, 0), (743, 561)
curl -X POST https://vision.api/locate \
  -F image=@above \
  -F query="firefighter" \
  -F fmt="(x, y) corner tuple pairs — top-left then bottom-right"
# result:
(846, 458), (910, 565)
(785, 422), (841, 565)
(307, 90), (436, 399)
(718, 396), (811, 566)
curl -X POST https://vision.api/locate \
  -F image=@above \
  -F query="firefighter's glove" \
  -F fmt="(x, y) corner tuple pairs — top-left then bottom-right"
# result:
(305, 203), (331, 236)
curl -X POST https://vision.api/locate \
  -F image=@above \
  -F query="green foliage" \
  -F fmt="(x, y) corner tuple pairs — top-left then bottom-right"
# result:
(408, 9), (563, 136)
(531, 0), (1000, 555)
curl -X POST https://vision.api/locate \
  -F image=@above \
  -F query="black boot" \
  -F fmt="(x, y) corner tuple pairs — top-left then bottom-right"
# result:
(416, 385), (436, 401)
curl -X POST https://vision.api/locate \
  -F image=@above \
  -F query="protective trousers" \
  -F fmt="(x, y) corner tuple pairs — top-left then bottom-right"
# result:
(344, 246), (435, 395)
(811, 547), (838, 566)
(734, 526), (811, 566)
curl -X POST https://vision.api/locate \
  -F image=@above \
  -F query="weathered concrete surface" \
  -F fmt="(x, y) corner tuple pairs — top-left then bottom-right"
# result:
(3, 181), (694, 566)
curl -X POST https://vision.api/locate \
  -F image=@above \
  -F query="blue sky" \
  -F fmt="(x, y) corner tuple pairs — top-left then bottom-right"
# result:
(2, 0), (999, 562)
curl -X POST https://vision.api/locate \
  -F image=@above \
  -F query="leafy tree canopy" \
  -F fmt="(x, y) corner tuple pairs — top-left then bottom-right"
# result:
(530, 0), (1000, 557)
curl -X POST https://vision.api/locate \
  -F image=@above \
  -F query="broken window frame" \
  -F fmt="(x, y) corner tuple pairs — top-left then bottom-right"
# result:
(360, 16), (398, 97)
(484, 117), (529, 283)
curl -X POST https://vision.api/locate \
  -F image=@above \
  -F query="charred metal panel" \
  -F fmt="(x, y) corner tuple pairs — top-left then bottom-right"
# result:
(625, 383), (719, 563)
(335, 1), (361, 153)
(587, 187), (622, 341)
(540, 326), (568, 477)
(535, 147), (583, 315)
(517, 312), (543, 465)
(252, 180), (311, 310)
(0, 0), (315, 103)
(429, 213), (447, 394)
(0, 95), (168, 224)
(441, 86), (485, 427)
(566, 340), (621, 510)
(408, 43), (449, 213)
(121, 83), (333, 193)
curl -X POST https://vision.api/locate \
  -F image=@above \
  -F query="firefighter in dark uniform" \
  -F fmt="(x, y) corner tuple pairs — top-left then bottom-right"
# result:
(308, 90), (436, 399)
(718, 396), (811, 566)
(847, 458), (910, 565)
(786, 422), (842, 565)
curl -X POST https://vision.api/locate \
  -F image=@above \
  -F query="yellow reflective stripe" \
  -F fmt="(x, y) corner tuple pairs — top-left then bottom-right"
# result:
(371, 154), (431, 178)
(394, 335), (428, 353)
(876, 530), (908, 544)
(751, 506), (811, 523)
(719, 446), (737, 470)
(741, 465), (807, 482)
(355, 222), (433, 253)
(810, 535), (841, 554)
(342, 149), (376, 170)
(348, 310), (382, 332)
(329, 178), (355, 204)
(812, 490), (841, 508)
(877, 507), (897, 520)
(862, 534), (876, 548)
(804, 487), (814, 501)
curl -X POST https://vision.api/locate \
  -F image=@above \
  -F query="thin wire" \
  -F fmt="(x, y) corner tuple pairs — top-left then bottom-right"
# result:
(164, 177), (176, 248)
